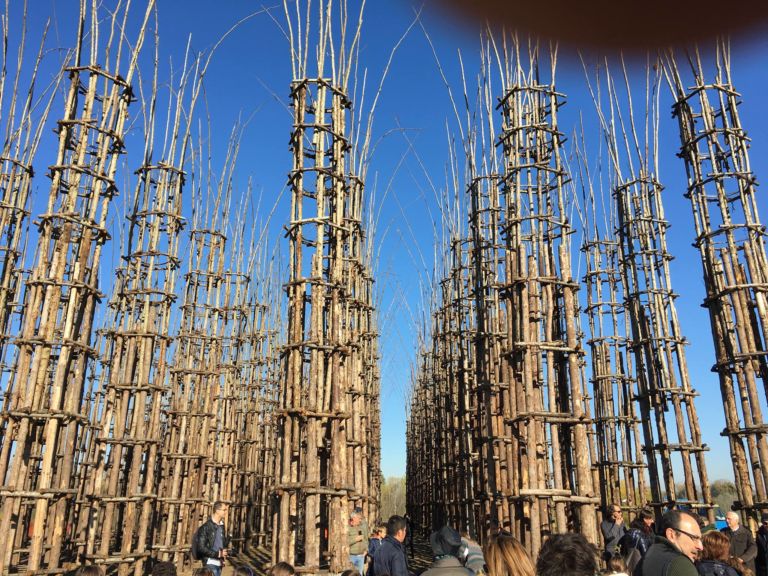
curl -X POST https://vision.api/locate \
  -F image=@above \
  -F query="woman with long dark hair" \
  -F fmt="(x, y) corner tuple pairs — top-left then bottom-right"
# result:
(619, 508), (655, 573)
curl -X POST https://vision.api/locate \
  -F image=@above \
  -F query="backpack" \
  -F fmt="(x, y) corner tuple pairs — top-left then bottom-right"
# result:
(190, 525), (203, 561)
(619, 530), (645, 574)
(623, 547), (643, 574)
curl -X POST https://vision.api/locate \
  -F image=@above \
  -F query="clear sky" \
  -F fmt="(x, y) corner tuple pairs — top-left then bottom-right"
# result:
(9, 1), (768, 483)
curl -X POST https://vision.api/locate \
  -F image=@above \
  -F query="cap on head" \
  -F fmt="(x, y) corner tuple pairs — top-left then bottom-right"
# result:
(430, 526), (462, 557)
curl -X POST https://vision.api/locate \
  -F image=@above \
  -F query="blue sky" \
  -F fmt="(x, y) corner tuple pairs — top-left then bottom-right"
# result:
(9, 1), (768, 483)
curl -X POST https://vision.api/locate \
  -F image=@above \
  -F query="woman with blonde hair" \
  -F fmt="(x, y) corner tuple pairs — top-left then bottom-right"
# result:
(484, 533), (535, 576)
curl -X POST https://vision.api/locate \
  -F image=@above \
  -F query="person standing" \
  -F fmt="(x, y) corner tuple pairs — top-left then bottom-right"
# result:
(421, 526), (473, 576)
(619, 508), (655, 573)
(722, 512), (757, 574)
(373, 516), (409, 576)
(460, 531), (485, 576)
(349, 509), (370, 574)
(602, 504), (626, 562)
(367, 526), (386, 576)
(639, 510), (703, 576)
(151, 561), (177, 576)
(405, 515), (415, 559)
(268, 562), (296, 576)
(196, 501), (231, 576)
(756, 514), (768, 576)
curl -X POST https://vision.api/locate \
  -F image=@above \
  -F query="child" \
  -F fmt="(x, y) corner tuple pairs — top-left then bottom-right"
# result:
(366, 526), (386, 576)
(268, 562), (296, 576)
(604, 555), (629, 576)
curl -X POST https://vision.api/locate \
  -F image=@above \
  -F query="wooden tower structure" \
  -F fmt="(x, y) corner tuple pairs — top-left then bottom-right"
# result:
(667, 41), (768, 520)
(0, 2), (152, 571)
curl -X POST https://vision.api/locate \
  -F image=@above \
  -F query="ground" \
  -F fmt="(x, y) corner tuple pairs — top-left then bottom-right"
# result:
(220, 536), (434, 576)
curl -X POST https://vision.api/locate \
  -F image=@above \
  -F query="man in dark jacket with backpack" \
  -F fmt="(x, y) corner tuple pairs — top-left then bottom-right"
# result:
(193, 501), (231, 576)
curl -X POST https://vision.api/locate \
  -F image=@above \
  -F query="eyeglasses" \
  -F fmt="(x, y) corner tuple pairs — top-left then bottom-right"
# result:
(673, 528), (702, 542)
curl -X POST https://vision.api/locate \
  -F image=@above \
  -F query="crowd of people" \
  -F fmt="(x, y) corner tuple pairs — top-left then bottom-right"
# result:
(599, 504), (768, 576)
(363, 506), (768, 576)
(68, 502), (768, 576)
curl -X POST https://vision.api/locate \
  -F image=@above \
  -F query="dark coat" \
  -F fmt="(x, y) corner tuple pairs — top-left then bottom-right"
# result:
(368, 537), (384, 559)
(756, 526), (768, 576)
(374, 536), (409, 576)
(637, 535), (698, 576)
(197, 518), (230, 564)
(602, 520), (627, 558)
(420, 556), (474, 576)
(696, 560), (740, 576)
(722, 526), (757, 573)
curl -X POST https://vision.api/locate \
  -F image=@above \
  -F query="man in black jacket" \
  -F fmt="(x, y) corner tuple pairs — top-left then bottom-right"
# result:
(373, 516), (409, 576)
(638, 510), (702, 576)
(196, 501), (231, 576)
(723, 511), (757, 574)
(756, 513), (768, 576)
